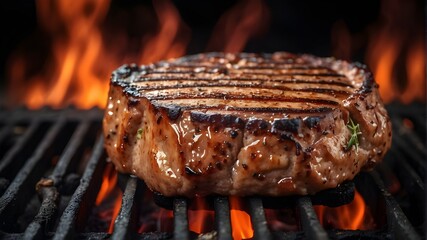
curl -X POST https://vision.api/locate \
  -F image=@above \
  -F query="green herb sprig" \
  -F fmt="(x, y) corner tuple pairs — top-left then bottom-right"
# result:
(136, 128), (144, 140)
(346, 118), (362, 151)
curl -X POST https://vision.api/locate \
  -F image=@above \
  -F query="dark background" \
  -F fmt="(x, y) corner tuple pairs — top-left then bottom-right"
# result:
(0, 0), (381, 79)
(0, 0), (424, 92)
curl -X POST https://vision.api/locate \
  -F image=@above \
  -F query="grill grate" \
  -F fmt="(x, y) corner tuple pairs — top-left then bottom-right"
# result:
(0, 103), (425, 239)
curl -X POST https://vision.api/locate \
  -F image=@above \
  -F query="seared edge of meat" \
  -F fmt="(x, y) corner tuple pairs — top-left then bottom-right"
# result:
(103, 52), (392, 197)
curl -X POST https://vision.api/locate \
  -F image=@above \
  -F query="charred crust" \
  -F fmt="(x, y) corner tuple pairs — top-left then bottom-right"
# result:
(303, 116), (322, 129)
(295, 142), (302, 156)
(359, 78), (374, 94)
(303, 147), (313, 161)
(356, 65), (375, 94)
(272, 118), (301, 133)
(246, 119), (270, 134)
(280, 132), (291, 141)
(259, 121), (269, 129)
(165, 106), (182, 120)
(123, 86), (141, 97)
(123, 134), (129, 144)
(112, 64), (140, 80)
(229, 130), (239, 138)
(304, 146), (314, 153)
(190, 112), (245, 128)
(190, 112), (210, 123)
(279, 132), (302, 156)
(224, 115), (245, 127)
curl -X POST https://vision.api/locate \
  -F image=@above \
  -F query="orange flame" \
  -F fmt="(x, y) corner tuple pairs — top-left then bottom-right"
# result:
(366, 0), (426, 104)
(332, 0), (425, 103)
(8, 0), (112, 109)
(229, 196), (254, 240)
(108, 195), (122, 233)
(187, 197), (214, 234)
(8, 0), (189, 109)
(314, 191), (375, 230)
(95, 164), (117, 205)
(94, 163), (122, 233)
(139, 0), (190, 64)
(206, 0), (270, 53)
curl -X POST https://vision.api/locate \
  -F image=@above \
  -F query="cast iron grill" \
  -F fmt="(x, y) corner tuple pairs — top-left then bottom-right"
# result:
(0, 103), (424, 239)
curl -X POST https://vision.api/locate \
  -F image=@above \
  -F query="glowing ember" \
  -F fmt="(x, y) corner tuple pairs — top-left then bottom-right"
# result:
(314, 191), (375, 230)
(108, 195), (122, 233)
(229, 196), (254, 240)
(264, 208), (298, 232)
(95, 164), (117, 205)
(188, 197), (214, 234)
(93, 163), (122, 233)
(137, 190), (174, 234)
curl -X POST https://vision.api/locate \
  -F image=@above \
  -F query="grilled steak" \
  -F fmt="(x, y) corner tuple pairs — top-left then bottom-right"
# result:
(103, 52), (391, 197)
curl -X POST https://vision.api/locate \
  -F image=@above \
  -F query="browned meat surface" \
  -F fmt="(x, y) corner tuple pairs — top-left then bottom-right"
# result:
(103, 52), (392, 197)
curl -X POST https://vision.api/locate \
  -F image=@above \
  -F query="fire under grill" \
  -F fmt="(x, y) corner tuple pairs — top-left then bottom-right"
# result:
(0, 103), (425, 239)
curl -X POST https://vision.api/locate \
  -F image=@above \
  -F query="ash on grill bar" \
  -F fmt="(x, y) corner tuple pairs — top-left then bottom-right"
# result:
(0, 103), (424, 239)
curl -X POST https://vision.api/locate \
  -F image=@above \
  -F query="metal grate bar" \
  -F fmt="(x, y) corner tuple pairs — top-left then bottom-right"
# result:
(0, 122), (13, 148)
(248, 197), (273, 240)
(50, 121), (91, 184)
(388, 148), (424, 192)
(387, 103), (426, 140)
(297, 197), (328, 240)
(53, 136), (106, 240)
(0, 120), (41, 178)
(23, 182), (59, 239)
(111, 176), (139, 240)
(22, 121), (92, 239)
(214, 197), (232, 240)
(0, 118), (65, 229)
(327, 229), (390, 239)
(392, 118), (427, 156)
(369, 171), (421, 240)
(392, 133), (426, 165)
(391, 133), (426, 177)
(310, 181), (355, 207)
(173, 198), (189, 240)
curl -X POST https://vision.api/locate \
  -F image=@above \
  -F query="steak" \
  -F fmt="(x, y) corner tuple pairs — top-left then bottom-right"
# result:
(103, 52), (392, 197)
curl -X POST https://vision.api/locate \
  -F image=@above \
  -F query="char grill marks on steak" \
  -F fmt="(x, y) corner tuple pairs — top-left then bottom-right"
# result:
(103, 52), (392, 197)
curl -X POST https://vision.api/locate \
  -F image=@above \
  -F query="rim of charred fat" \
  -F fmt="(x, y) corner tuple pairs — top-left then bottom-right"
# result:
(110, 52), (377, 99)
